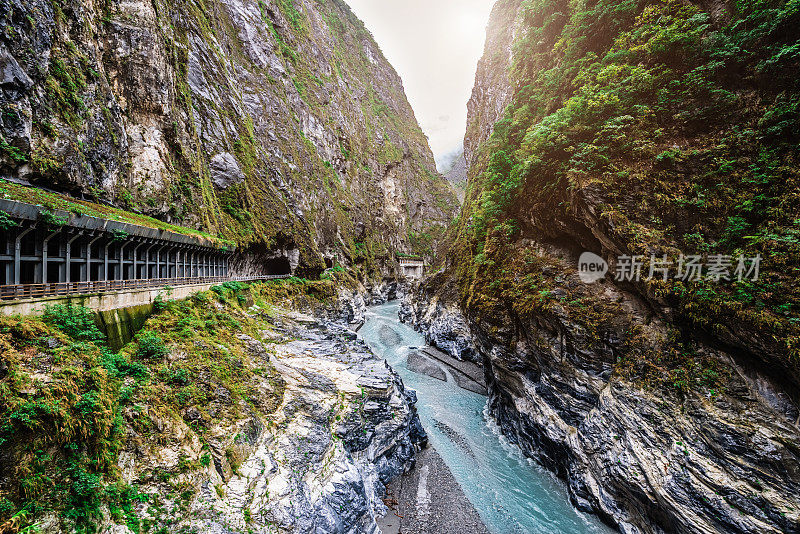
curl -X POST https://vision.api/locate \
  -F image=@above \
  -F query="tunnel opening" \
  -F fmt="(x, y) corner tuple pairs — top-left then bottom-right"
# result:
(264, 256), (292, 276)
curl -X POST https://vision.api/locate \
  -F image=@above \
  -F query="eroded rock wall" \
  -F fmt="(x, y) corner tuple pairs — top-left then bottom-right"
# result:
(0, 280), (427, 533)
(426, 2), (800, 530)
(0, 0), (455, 273)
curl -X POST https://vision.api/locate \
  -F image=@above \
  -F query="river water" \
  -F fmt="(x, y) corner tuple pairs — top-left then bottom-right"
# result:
(359, 301), (612, 534)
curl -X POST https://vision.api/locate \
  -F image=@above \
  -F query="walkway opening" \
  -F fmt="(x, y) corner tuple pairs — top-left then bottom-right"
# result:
(70, 263), (82, 283)
(47, 263), (60, 284)
(91, 263), (103, 282)
(21, 232), (36, 257)
(20, 261), (37, 284)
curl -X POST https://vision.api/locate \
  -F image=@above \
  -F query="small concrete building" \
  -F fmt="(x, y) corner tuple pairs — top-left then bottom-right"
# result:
(398, 257), (425, 279)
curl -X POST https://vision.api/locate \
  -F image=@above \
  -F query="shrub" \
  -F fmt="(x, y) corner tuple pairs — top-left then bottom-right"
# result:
(212, 281), (247, 304)
(135, 332), (169, 360)
(111, 229), (129, 242)
(39, 209), (68, 228)
(0, 210), (18, 231)
(43, 304), (105, 342)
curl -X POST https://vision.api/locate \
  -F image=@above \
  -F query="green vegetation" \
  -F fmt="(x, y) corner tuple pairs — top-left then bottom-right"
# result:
(43, 303), (106, 342)
(449, 0), (800, 388)
(134, 332), (169, 360)
(0, 135), (28, 164)
(39, 209), (68, 228)
(0, 277), (348, 531)
(46, 55), (87, 128)
(0, 305), (146, 532)
(0, 209), (19, 230)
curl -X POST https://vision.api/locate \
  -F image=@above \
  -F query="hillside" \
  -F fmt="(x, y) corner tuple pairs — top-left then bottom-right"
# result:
(411, 0), (800, 532)
(0, 0), (456, 276)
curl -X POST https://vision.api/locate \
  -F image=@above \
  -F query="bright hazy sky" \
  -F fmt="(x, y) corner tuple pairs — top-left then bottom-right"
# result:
(345, 0), (496, 171)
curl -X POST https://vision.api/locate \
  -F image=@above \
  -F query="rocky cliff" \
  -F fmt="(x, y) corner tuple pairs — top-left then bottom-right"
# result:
(443, 148), (467, 203)
(423, 0), (800, 532)
(0, 279), (427, 533)
(0, 0), (455, 274)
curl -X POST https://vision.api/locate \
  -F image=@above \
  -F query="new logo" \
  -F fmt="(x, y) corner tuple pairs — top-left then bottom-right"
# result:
(578, 252), (608, 283)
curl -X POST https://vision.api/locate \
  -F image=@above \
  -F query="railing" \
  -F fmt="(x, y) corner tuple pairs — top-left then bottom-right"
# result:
(0, 274), (291, 302)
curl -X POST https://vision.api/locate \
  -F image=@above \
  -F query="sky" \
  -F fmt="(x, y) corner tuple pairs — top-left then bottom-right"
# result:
(345, 0), (496, 171)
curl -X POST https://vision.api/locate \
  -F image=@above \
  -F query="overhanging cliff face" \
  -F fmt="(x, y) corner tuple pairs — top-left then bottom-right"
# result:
(0, 0), (455, 275)
(429, 0), (800, 532)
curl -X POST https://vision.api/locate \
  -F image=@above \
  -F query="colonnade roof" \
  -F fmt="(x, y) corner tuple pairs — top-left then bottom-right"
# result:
(0, 195), (233, 252)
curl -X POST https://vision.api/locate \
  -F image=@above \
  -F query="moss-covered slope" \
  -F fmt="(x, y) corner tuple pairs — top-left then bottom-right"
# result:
(0, 278), (424, 532)
(449, 0), (800, 389)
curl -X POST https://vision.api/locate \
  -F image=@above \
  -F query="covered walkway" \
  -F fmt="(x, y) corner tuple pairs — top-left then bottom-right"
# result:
(0, 198), (238, 300)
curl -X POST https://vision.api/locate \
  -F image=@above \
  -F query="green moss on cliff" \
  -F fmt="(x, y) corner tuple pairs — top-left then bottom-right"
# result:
(0, 179), (231, 247)
(451, 0), (800, 385)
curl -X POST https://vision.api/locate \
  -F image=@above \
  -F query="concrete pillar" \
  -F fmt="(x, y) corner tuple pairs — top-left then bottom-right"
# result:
(118, 242), (127, 280)
(174, 247), (180, 278)
(103, 241), (111, 281)
(14, 226), (35, 284)
(144, 242), (155, 279)
(65, 232), (81, 284)
(42, 229), (60, 284)
(155, 244), (162, 279)
(156, 244), (166, 278)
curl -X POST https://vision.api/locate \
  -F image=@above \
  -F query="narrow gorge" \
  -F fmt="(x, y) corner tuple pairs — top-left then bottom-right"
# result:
(1, 0), (799, 533)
